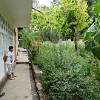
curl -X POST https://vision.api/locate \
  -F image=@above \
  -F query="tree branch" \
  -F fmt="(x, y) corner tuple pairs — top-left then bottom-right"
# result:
(32, 7), (42, 13)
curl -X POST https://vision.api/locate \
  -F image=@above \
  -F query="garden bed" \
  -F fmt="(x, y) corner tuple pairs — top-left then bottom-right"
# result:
(32, 42), (100, 100)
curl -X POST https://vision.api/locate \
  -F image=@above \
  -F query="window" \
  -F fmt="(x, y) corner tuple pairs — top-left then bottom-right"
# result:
(0, 15), (2, 28)
(0, 15), (3, 29)
(0, 32), (3, 56)
(6, 21), (8, 32)
(0, 15), (8, 32)
(0, 15), (14, 55)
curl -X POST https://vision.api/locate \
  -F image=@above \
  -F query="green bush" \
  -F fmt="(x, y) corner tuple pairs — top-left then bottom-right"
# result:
(41, 66), (99, 100)
(85, 38), (96, 51)
(35, 41), (75, 69)
(34, 41), (100, 100)
(92, 46), (100, 60)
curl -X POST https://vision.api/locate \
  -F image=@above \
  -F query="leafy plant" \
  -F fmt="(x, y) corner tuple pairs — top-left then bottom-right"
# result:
(34, 42), (100, 100)
(84, 0), (100, 59)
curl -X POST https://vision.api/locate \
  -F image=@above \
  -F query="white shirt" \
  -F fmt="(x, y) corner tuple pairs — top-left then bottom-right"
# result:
(6, 51), (14, 64)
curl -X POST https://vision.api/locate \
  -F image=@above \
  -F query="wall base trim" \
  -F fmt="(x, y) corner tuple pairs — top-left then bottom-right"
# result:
(0, 73), (8, 92)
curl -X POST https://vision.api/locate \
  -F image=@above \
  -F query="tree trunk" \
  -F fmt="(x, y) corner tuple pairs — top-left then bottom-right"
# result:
(70, 27), (78, 54)
(74, 32), (78, 52)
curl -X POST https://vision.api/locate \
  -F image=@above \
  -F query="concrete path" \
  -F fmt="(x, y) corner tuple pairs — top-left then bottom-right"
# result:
(17, 48), (29, 63)
(0, 49), (37, 100)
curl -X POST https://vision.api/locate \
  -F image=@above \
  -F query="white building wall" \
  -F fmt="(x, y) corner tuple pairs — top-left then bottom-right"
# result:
(15, 28), (19, 56)
(0, 2), (14, 81)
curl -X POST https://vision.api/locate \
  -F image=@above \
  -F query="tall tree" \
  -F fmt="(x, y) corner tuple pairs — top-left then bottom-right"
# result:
(30, 0), (89, 51)
(55, 0), (89, 51)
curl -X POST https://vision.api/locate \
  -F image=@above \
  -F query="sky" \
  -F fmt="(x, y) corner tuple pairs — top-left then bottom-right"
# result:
(37, 0), (51, 6)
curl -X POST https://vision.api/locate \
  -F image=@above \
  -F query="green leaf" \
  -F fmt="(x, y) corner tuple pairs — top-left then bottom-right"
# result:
(93, 3), (100, 14)
(85, 38), (96, 51)
(94, 30), (100, 44)
(84, 32), (95, 40)
(92, 46), (100, 59)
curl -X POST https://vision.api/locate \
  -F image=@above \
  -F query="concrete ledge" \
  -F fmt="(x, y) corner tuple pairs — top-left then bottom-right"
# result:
(28, 50), (46, 100)
(31, 63), (48, 100)
(16, 62), (29, 64)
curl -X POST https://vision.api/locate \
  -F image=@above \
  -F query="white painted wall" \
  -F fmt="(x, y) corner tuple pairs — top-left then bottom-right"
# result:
(0, 0), (32, 81)
(0, 32), (5, 80)
(0, 2), (14, 81)
(0, 21), (14, 81)
(15, 28), (19, 56)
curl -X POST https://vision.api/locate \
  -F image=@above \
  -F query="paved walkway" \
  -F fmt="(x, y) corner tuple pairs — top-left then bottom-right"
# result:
(17, 48), (29, 63)
(0, 49), (36, 100)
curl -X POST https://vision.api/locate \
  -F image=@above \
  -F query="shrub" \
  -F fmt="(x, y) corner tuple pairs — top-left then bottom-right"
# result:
(92, 46), (100, 60)
(34, 41), (100, 100)
(41, 55), (100, 100)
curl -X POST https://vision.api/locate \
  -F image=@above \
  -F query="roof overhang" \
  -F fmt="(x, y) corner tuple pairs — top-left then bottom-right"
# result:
(2, 0), (32, 27)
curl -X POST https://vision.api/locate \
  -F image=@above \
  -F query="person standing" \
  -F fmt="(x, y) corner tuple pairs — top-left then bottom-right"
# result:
(5, 46), (15, 80)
